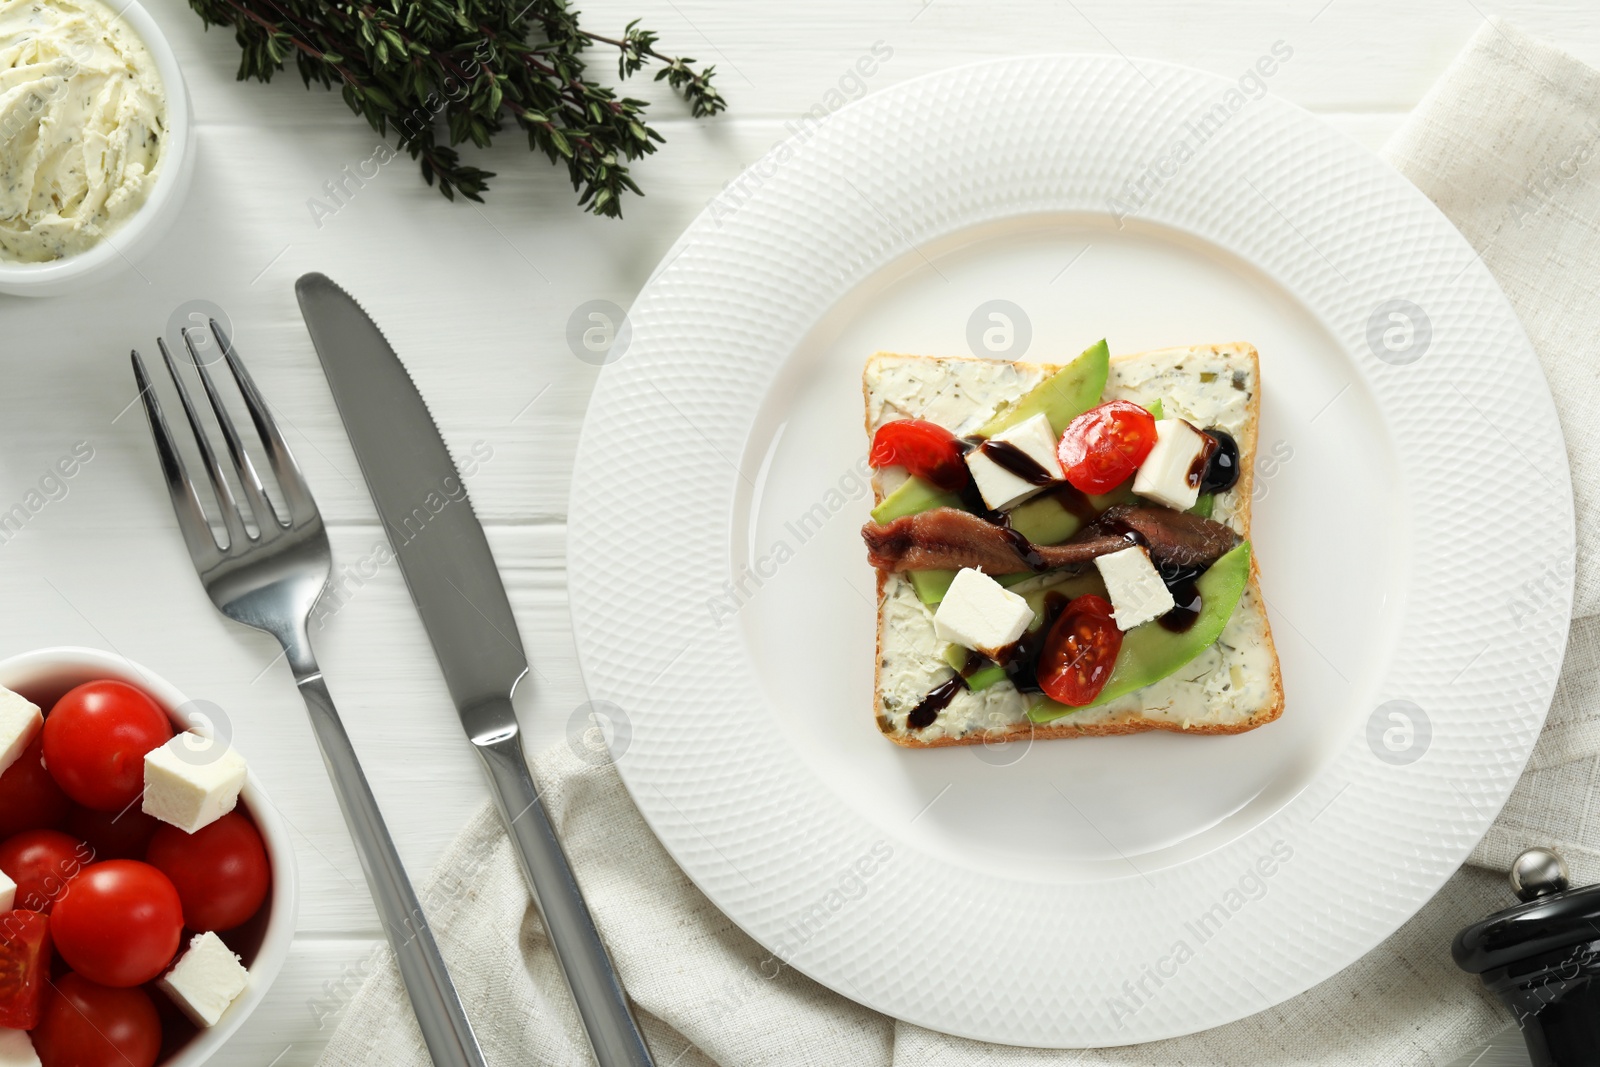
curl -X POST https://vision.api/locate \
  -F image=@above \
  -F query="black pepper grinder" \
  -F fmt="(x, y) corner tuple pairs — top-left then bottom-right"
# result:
(1454, 848), (1600, 1067)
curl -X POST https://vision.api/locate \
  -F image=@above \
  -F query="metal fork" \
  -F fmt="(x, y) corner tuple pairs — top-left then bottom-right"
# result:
(132, 322), (488, 1067)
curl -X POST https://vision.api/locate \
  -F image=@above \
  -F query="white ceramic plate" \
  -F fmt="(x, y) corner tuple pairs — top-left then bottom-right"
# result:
(568, 55), (1573, 1046)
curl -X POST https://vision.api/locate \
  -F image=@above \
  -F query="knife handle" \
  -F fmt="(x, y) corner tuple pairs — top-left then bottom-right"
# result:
(473, 722), (656, 1067)
(295, 671), (489, 1067)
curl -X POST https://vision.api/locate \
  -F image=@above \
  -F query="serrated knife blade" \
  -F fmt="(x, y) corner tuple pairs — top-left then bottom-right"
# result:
(295, 272), (654, 1067)
(294, 275), (525, 726)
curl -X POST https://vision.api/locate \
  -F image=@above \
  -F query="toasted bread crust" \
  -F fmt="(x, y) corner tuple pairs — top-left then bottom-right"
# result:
(869, 344), (1283, 746)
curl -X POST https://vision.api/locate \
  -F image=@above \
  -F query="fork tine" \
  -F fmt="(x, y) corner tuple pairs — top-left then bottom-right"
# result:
(182, 327), (283, 532)
(208, 319), (319, 521)
(157, 337), (250, 550)
(131, 350), (223, 562)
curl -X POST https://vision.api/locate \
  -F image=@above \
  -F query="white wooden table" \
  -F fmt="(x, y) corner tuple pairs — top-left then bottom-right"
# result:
(7, 1), (1592, 1062)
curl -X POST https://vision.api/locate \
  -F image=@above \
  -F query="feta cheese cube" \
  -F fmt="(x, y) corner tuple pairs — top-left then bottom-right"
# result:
(964, 413), (1064, 510)
(1132, 418), (1211, 511)
(932, 568), (1035, 656)
(158, 931), (249, 1027)
(143, 733), (248, 833)
(0, 688), (41, 779)
(0, 869), (14, 913)
(0, 1028), (38, 1067)
(1094, 545), (1176, 630)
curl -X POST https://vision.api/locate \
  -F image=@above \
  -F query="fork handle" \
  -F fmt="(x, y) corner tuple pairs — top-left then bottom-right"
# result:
(474, 725), (655, 1067)
(296, 672), (488, 1067)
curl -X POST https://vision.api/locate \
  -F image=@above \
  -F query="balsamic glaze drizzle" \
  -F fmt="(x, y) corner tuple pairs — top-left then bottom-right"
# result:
(908, 676), (966, 729)
(978, 439), (1057, 486)
(1156, 562), (1207, 632)
(1185, 431), (1220, 491)
(997, 522), (1047, 571)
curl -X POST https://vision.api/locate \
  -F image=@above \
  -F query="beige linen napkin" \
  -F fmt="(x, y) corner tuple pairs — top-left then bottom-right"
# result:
(319, 21), (1600, 1067)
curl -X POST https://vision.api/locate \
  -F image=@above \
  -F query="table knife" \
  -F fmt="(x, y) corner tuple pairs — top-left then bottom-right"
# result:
(295, 272), (654, 1067)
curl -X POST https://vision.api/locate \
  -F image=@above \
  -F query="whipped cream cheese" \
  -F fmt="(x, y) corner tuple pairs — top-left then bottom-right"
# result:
(0, 0), (167, 262)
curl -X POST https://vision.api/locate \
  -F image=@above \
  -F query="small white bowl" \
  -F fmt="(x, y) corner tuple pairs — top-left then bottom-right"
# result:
(0, 0), (195, 297)
(0, 647), (297, 1065)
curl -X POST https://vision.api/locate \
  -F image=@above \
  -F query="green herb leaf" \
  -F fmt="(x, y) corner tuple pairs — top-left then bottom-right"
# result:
(187, 0), (726, 216)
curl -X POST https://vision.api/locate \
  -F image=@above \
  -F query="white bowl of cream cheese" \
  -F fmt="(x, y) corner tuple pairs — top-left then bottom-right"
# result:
(0, 0), (193, 296)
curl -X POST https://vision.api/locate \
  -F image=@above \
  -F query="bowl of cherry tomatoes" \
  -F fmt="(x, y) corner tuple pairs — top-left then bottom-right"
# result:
(0, 647), (296, 1067)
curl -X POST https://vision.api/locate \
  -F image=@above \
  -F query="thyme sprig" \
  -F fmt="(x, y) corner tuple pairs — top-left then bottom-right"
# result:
(189, 0), (727, 216)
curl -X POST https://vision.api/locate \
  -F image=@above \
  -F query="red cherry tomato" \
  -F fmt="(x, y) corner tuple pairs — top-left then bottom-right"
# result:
(145, 813), (270, 933)
(1038, 595), (1124, 707)
(0, 910), (51, 1029)
(41, 681), (172, 812)
(1057, 400), (1158, 494)
(65, 806), (159, 862)
(51, 861), (182, 988)
(0, 830), (93, 914)
(869, 419), (970, 491)
(0, 735), (69, 839)
(33, 973), (160, 1067)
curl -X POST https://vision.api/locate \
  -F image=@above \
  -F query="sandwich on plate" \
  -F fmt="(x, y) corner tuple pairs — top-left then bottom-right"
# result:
(860, 340), (1283, 747)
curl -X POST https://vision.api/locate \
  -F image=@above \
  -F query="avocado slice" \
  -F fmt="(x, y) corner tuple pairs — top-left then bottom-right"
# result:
(939, 645), (1008, 691)
(972, 339), (1110, 439)
(1027, 541), (1252, 722)
(1017, 572), (1107, 626)
(909, 567), (1041, 607)
(1006, 494), (1080, 545)
(908, 569), (957, 604)
(1006, 480), (1139, 545)
(871, 476), (964, 524)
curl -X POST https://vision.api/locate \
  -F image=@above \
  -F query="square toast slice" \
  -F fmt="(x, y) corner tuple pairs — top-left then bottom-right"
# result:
(867, 344), (1284, 747)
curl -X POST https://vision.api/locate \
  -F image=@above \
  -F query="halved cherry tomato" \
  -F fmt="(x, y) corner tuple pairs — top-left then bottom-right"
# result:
(51, 861), (182, 988)
(0, 830), (93, 914)
(869, 419), (969, 490)
(146, 813), (270, 932)
(0, 909), (51, 1029)
(1038, 595), (1123, 706)
(41, 681), (172, 812)
(0, 735), (69, 840)
(33, 972), (160, 1067)
(1057, 400), (1158, 494)
(65, 806), (158, 862)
